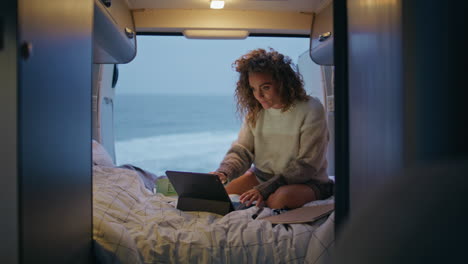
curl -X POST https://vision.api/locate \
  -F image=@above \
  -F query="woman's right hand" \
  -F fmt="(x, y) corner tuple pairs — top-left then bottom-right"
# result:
(210, 171), (228, 184)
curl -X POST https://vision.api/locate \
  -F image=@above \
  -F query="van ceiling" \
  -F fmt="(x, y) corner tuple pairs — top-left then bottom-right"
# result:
(128, 0), (331, 35)
(127, 0), (329, 13)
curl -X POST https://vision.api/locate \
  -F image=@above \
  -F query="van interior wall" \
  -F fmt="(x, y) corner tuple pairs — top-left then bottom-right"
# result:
(345, 0), (405, 218)
(1, 0), (94, 263)
(93, 63), (117, 162)
(20, 4), (93, 263)
(344, 0), (468, 219)
(334, 0), (468, 254)
(0, 1), (19, 262)
(133, 9), (313, 35)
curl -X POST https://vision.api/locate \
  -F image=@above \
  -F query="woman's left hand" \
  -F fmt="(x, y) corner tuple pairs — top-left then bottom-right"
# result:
(240, 188), (264, 207)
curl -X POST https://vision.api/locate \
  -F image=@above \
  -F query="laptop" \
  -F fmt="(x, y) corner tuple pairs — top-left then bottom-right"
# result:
(165, 170), (250, 215)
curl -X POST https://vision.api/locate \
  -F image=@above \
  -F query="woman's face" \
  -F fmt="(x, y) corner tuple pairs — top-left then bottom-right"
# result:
(248, 72), (284, 109)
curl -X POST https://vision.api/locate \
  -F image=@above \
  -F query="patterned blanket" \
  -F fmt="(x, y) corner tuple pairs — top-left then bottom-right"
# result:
(93, 165), (335, 263)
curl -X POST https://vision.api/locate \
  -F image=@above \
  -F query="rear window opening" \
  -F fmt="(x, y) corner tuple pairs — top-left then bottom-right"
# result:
(114, 35), (321, 176)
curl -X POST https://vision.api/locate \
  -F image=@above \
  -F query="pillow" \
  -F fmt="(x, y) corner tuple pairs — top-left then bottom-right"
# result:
(92, 140), (115, 167)
(117, 164), (158, 192)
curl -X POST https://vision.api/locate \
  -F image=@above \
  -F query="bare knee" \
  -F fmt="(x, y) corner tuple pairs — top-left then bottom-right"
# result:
(266, 188), (290, 209)
(266, 185), (316, 209)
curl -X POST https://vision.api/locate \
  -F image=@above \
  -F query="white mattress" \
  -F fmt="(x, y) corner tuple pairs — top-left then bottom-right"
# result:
(93, 165), (335, 263)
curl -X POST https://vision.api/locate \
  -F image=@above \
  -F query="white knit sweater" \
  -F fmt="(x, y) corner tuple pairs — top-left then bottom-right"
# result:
(217, 96), (329, 198)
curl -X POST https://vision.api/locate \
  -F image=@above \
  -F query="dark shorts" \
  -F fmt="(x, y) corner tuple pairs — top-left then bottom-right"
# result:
(252, 167), (335, 200)
(306, 180), (334, 200)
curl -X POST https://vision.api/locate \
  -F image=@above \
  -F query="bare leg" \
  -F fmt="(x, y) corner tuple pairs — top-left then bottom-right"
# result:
(225, 170), (259, 195)
(266, 184), (317, 209)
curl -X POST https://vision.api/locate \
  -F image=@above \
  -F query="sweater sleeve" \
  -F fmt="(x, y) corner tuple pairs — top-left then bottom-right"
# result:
(253, 172), (287, 199)
(216, 120), (255, 181)
(254, 102), (329, 198)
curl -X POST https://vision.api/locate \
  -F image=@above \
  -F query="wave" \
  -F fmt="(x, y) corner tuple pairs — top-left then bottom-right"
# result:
(115, 130), (238, 176)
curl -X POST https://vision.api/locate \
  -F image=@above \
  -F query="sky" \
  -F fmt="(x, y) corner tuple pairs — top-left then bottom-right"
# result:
(116, 35), (317, 96)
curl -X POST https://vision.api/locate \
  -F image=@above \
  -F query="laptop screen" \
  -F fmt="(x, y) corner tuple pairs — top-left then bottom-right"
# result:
(165, 170), (232, 202)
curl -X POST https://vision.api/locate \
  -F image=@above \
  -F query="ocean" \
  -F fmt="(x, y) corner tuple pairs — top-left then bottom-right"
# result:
(114, 94), (242, 176)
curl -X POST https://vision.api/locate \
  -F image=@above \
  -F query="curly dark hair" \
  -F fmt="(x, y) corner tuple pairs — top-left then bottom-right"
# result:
(233, 48), (309, 127)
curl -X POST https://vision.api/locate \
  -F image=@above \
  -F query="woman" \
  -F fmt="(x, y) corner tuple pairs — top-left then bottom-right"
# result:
(212, 48), (333, 209)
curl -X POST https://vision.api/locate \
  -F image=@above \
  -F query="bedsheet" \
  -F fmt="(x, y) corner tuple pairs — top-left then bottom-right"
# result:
(93, 165), (335, 264)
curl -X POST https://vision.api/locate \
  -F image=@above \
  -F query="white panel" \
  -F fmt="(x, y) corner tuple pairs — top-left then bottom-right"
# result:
(298, 52), (335, 176)
(93, 64), (117, 162)
(298, 50), (324, 104)
(100, 64), (117, 162)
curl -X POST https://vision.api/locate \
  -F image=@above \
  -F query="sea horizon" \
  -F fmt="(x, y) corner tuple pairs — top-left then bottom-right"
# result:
(114, 93), (241, 176)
